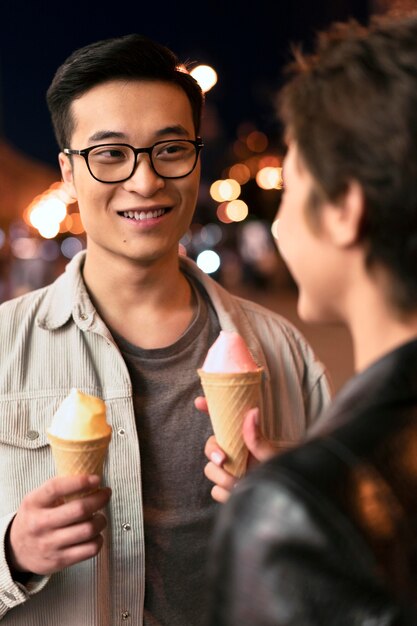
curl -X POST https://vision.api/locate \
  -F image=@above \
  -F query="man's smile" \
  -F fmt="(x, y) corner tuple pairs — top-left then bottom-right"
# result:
(119, 207), (171, 221)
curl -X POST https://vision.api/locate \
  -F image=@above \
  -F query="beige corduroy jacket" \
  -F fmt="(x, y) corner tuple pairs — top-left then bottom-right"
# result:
(0, 251), (331, 625)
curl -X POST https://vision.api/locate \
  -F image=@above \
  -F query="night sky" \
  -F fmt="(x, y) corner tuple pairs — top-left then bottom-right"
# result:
(0, 0), (369, 170)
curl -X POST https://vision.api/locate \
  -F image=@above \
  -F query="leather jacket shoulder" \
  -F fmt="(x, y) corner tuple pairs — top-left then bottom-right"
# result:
(208, 340), (417, 625)
(208, 450), (416, 625)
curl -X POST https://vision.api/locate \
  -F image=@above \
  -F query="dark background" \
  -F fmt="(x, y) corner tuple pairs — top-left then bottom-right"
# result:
(0, 0), (369, 169)
(0, 0), (397, 387)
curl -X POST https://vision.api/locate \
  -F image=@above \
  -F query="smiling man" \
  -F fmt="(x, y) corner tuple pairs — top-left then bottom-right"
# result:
(0, 34), (330, 625)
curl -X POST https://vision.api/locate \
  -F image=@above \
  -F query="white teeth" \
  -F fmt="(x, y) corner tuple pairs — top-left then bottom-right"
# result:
(122, 209), (165, 220)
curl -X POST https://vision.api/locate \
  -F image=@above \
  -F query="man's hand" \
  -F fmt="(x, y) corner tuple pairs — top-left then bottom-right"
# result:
(6, 474), (112, 577)
(196, 396), (278, 503)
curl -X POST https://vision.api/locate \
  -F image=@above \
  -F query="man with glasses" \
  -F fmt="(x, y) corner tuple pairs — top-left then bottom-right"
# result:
(0, 34), (330, 625)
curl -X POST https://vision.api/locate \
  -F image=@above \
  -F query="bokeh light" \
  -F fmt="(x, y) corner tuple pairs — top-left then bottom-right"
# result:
(218, 179), (241, 201)
(228, 163), (251, 185)
(210, 179), (241, 202)
(225, 199), (249, 222)
(61, 237), (84, 259)
(190, 65), (218, 93)
(271, 217), (280, 241)
(68, 213), (85, 235)
(196, 249), (221, 274)
(246, 130), (268, 153)
(39, 240), (60, 261)
(216, 202), (233, 224)
(200, 223), (223, 246)
(38, 221), (60, 239)
(11, 237), (38, 259)
(210, 180), (223, 202)
(25, 182), (77, 240)
(256, 166), (283, 190)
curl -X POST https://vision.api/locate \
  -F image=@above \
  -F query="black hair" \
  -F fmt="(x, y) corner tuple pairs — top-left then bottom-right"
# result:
(46, 33), (204, 149)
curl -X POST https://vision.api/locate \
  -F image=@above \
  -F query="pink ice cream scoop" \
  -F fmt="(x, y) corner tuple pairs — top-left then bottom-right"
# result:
(201, 330), (259, 373)
(198, 331), (263, 477)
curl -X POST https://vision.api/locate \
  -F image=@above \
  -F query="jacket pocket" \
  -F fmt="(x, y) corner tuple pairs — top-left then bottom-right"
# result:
(0, 397), (57, 515)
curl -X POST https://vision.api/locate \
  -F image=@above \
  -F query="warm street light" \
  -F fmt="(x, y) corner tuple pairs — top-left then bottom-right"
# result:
(190, 64), (218, 93)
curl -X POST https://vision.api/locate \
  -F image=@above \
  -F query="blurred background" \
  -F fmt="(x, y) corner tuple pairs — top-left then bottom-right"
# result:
(0, 0), (408, 391)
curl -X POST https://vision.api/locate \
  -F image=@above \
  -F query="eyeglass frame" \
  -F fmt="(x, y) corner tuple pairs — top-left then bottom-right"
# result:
(63, 137), (204, 183)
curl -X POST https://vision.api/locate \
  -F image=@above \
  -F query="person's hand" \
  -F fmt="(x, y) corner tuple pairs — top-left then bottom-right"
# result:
(204, 434), (237, 503)
(6, 474), (112, 577)
(195, 397), (279, 503)
(242, 407), (279, 467)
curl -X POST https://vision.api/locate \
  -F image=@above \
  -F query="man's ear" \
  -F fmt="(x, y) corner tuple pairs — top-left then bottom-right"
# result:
(325, 180), (365, 248)
(58, 152), (77, 200)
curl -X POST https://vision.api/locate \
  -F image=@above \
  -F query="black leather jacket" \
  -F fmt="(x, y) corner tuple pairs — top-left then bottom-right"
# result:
(208, 339), (417, 625)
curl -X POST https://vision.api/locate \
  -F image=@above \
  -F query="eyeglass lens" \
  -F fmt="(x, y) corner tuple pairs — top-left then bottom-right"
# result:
(87, 140), (198, 182)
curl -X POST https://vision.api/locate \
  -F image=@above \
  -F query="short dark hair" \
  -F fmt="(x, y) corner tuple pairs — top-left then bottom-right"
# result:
(46, 33), (204, 150)
(278, 15), (417, 310)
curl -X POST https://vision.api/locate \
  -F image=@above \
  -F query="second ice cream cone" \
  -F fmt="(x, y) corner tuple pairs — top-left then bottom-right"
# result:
(198, 369), (263, 477)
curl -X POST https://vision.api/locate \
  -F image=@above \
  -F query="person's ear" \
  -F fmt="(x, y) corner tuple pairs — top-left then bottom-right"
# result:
(325, 180), (364, 248)
(58, 152), (77, 201)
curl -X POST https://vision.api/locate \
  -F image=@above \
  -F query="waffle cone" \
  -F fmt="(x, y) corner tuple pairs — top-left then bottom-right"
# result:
(198, 368), (263, 477)
(47, 432), (111, 501)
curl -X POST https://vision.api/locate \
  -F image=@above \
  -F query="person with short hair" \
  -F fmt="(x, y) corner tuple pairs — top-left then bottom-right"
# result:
(208, 14), (417, 625)
(0, 34), (330, 625)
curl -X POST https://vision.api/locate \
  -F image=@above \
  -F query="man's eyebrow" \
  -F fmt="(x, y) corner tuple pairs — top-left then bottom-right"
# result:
(88, 130), (126, 143)
(87, 125), (190, 144)
(154, 125), (190, 137)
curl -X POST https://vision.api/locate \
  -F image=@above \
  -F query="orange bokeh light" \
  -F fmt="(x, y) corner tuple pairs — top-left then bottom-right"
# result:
(68, 213), (84, 235)
(216, 202), (233, 224)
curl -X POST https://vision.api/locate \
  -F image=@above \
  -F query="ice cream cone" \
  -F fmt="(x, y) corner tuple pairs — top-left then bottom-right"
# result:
(47, 431), (111, 501)
(197, 368), (263, 477)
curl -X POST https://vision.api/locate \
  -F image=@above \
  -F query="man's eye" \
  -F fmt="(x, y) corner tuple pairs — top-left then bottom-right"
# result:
(160, 144), (181, 153)
(156, 142), (191, 160)
(91, 148), (127, 161)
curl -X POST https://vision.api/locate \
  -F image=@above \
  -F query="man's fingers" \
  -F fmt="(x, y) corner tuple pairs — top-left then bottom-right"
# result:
(51, 510), (108, 548)
(33, 475), (103, 507)
(33, 531), (106, 576)
(58, 534), (105, 568)
(51, 487), (112, 527)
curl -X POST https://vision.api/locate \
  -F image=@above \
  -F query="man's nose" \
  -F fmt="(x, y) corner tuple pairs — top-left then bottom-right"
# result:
(122, 154), (165, 195)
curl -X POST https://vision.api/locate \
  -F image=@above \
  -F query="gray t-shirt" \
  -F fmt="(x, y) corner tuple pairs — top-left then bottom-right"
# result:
(112, 278), (221, 626)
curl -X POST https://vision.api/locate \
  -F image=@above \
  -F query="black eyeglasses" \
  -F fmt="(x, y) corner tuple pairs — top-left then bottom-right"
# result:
(64, 138), (204, 183)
